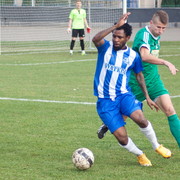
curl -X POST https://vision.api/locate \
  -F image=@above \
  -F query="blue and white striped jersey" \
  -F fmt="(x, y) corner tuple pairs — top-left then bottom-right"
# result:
(94, 40), (143, 99)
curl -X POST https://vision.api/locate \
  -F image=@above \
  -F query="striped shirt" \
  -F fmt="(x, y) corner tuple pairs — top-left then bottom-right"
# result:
(94, 40), (143, 99)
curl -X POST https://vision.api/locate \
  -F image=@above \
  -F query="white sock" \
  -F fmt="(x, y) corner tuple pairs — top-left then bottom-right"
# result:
(119, 137), (143, 156)
(70, 50), (73, 53)
(139, 121), (160, 150)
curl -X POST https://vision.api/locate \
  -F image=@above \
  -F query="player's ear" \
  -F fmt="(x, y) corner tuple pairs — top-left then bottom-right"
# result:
(150, 20), (153, 25)
(126, 36), (131, 41)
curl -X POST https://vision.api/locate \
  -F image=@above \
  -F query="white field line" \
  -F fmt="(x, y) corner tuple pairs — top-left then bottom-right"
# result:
(0, 54), (180, 66)
(0, 95), (180, 105)
(1, 49), (96, 56)
(171, 95), (180, 98)
(159, 54), (180, 57)
(0, 59), (96, 66)
(1, 46), (180, 56)
(0, 97), (96, 105)
(1, 50), (70, 56)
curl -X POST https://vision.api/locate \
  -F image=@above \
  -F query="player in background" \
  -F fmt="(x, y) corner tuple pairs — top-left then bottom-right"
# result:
(67, 0), (90, 55)
(97, 10), (180, 148)
(93, 12), (171, 166)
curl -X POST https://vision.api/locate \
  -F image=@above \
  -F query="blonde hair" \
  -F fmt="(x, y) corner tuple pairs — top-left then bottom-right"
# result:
(152, 10), (169, 24)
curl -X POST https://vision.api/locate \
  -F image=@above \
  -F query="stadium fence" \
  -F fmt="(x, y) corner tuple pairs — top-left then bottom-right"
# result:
(1, 0), (180, 54)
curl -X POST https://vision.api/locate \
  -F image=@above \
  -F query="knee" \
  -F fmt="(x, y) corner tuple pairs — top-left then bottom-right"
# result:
(118, 136), (128, 145)
(130, 112), (148, 128)
(137, 119), (148, 128)
(164, 106), (176, 116)
(113, 132), (128, 145)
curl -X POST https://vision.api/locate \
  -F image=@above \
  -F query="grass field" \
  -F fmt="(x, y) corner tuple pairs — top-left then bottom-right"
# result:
(0, 41), (180, 180)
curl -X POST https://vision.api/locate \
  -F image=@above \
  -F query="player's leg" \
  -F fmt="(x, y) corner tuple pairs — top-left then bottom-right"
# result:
(96, 98), (152, 166)
(97, 115), (128, 139)
(79, 29), (86, 55)
(130, 109), (172, 158)
(120, 93), (172, 158)
(155, 94), (180, 147)
(115, 128), (152, 166)
(97, 124), (108, 139)
(70, 29), (78, 54)
(113, 126), (152, 166)
(97, 83), (145, 139)
(149, 78), (180, 148)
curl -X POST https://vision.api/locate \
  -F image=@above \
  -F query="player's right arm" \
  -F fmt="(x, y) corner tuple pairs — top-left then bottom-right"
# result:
(140, 47), (178, 75)
(92, 12), (130, 47)
(92, 25), (116, 47)
(67, 18), (72, 33)
(135, 71), (159, 111)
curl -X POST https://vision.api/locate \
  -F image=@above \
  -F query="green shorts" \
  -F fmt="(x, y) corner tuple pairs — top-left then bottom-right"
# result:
(130, 78), (169, 102)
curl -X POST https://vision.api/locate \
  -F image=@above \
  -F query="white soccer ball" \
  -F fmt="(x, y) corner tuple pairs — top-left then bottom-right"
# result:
(72, 148), (94, 170)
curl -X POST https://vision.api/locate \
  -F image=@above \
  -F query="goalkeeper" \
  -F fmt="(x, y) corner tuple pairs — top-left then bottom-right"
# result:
(98, 10), (180, 148)
(67, 0), (90, 55)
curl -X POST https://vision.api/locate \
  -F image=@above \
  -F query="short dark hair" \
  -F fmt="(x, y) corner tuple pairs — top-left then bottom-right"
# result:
(114, 23), (132, 36)
(152, 10), (169, 24)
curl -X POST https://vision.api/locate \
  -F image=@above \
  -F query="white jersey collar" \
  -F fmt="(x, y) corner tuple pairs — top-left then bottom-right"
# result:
(145, 26), (159, 40)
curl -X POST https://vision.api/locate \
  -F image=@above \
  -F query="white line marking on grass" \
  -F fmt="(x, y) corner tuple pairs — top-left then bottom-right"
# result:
(0, 95), (180, 105)
(0, 54), (180, 66)
(171, 95), (180, 98)
(1, 50), (70, 56)
(0, 97), (96, 105)
(0, 59), (96, 66)
(160, 54), (180, 57)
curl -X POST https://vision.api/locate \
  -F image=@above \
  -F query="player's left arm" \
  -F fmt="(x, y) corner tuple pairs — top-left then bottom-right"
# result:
(67, 18), (72, 33)
(140, 47), (178, 75)
(84, 18), (89, 28)
(135, 72), (159, 111)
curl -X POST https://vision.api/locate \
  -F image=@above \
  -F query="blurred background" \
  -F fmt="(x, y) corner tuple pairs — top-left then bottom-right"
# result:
(1, 0), (180, 54)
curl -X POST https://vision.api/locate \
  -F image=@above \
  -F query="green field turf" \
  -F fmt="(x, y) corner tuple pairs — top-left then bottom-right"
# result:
(0, 41), (180, 180)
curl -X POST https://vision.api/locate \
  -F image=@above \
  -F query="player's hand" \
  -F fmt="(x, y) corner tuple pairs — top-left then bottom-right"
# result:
(146, 98), (159, 112)
(87, 27), (91, 33)
(67, 28), (71, 33)
(164, 61), (179, 75)
(116, 12), (131, 28)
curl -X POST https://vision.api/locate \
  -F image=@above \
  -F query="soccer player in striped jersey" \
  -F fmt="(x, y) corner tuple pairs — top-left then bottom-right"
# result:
(98, 10), (180, 148)
(92, 13), (171, 166)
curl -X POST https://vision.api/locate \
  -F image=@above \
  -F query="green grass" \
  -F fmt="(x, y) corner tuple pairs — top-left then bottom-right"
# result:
(1, 40), (92, 54)
(0, 42), (180, 180)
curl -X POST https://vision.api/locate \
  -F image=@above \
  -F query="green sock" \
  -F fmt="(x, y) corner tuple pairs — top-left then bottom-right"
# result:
(168, 114), (180, 148)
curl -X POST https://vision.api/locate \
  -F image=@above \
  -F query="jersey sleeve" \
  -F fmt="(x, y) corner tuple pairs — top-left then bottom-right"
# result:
(133, 30), (150, 53)
(69, 10), (74, 19)
(132, 52), (144, 74)
(97, 39), (110, 53)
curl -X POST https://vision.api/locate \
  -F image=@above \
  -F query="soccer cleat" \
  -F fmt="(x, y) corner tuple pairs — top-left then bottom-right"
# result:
(81, 51), (86, 55)
(137, 153), (152, 166)
(155, 145), (172, 158)
(97, 124), (108, 139)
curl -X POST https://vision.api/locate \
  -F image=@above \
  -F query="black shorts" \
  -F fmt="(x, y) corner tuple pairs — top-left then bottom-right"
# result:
(72, 29), (85, 38)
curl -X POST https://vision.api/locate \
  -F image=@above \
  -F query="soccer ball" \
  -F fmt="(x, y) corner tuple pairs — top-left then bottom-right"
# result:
(72, 148), (94, 170)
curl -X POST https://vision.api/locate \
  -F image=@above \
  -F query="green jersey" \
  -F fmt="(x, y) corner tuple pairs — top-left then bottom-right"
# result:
(69, 8), (86, 29)
(129, 26), (168, 101)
